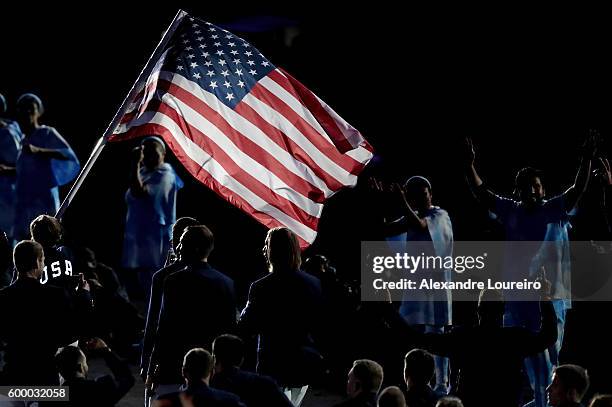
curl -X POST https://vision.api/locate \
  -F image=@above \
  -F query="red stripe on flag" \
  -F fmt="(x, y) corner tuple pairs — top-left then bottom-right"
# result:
(156, 80), (328, 204)
(268, 69), (373, 153)
(275, 69), (353, 153)
(118, 122), (312, 248)
(149, 98), (321, 231)
(119, 79), (160, 124)
(249, 82), (367, 176)
(233, 100), (347, 192)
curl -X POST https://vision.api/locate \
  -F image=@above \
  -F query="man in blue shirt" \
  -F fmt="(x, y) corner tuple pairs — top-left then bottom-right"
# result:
(121, 136), (182, 300)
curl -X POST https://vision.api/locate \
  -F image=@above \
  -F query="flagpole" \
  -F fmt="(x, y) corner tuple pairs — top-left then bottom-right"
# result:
(56, 9), (188, 219)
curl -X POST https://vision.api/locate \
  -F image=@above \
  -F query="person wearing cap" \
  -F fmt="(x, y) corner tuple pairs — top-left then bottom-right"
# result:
(0, 92), (24, 239)
(371, 175), (453, 395)
(12, 93), (80, 242)
(121, 135), (183, 300)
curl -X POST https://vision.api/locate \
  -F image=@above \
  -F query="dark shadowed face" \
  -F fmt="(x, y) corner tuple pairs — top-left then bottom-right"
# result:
(547, 373), (568, 407)
(346, 368), (359, 398)
(17, 101), (40, 125)
(518, 176), (545, 206)
(406, 185), (432, 213)
(477, 301), (505, 326)
(142, 140), (165, 170)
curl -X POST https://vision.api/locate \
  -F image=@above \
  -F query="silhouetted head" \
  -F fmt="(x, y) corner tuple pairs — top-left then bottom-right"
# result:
(141, 136), (166, 170)
(403, 176), (433, 213)
(477, 289), (505, 327)
(589, 395), (612, 407)
(179, 225), (214, 263)
(212, 334), (245, 369)
(56, 345), (88, 380)
(172, 217), (199, 251)
(547, 364), (590, 407)
(378, 386), (406, 407)
(30, 215), (63, 248)
(514, 167), (545, 207)
(346, 359), (384, 399)
(436, 397), (465, 407)
(182, 348), (214, 385)
(263, 227), (301, 272)
(13, 240), (44, 279)
(403, 349), (434, 389)
(16, 93), (43, 126)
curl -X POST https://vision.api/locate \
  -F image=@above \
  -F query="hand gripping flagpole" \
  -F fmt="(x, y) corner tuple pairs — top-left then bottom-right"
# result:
(55, 9), (188, 219)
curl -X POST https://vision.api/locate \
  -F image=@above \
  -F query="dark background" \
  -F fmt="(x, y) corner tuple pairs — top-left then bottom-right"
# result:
(2, 1), (612, 396)
(3, 3), (610, 271)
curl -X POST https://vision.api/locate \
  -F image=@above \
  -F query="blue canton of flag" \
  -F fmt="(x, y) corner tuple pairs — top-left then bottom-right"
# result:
(166, 18), (276, 109)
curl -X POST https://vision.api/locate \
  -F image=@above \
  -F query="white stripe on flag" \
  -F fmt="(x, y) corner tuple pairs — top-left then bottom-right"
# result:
(242, 93), (358, 186)
(157, 89), (324, 218)
(259, 73), (335, 145)
(124, 108), (319, 243)
(162, 72), (336, 198)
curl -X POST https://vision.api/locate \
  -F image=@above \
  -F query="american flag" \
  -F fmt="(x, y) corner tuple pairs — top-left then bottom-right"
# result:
(111, 13), (373, 247)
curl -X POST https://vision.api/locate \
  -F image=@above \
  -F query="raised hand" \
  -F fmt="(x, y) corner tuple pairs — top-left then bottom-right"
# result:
(594, 156), (612, 186)
(464, 137), (476, 167)
(390, 182), (408, 205)
(77, 273), (90, 292)
(132, 146), (144, 164)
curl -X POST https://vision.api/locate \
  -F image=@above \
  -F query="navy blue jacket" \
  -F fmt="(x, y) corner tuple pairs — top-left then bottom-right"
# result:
(239, 269), (324, 387)
(211, 366), (292, 407)
(151, 262), (237, 383)
(0, 277), (75, 385)
(141, 260), (186, 373)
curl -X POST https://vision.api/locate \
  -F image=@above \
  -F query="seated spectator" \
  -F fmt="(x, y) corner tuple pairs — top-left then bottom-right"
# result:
(378, 386), (406, 407)
(55, 337), (135, 406)
(589, 395), (612, 407)
(403, 349), (438, 407)
(547, 364), (590, 407)
(211, 334), (292, 407)
(393, 287), (557, 407)
(148, 225), (237, 395)
(239, 227), (324, 406)
(435, 397), (464, 407)
(153, 348), (245, 407)
(0, 240), (80, 385)
(333, 359), (384, 407)
(142, 216), (199, 378)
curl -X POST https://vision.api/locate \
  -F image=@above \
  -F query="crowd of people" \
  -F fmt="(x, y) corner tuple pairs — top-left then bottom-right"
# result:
(2, 89), (612, 407)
